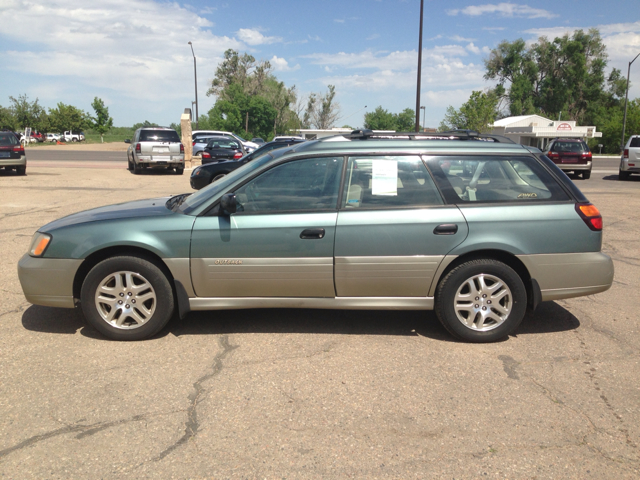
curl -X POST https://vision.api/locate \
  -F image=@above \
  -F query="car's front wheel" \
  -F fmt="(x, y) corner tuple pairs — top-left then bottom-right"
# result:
(212, 173), (226, 183)
(80, 256), (175, 340)
(435, 259), (527, 343)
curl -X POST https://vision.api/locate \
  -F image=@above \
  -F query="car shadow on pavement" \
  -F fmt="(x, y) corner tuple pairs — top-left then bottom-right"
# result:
(21, 300), (580, 342)
(603, 174), (640, 181)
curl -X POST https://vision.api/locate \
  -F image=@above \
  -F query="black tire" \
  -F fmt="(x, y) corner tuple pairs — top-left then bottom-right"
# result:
(582, 170), (591, 180)
(435, 259), (527, 343)
(80, 256), (175, 341)
(619, 170), (630, 180)
(212, 173), (226, 182)
(132, 160), (141, 174)
(15, 165), (26, 175)
(72, 138), (77, 142)
(127, 156), (133, 171)
(175, 167), (184, 175)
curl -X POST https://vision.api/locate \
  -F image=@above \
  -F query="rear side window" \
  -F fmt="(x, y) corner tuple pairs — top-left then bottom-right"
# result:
(630, 137), (640, 148)
(426, 156), (570, 204)
(139, 130), (180, 142)
(341, 156), (443, 209)
(0, 133), (18, 145)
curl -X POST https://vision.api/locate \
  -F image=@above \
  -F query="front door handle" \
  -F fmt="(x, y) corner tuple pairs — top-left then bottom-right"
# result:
(433, 224), (458, 235)
(300, 228), (325, 239)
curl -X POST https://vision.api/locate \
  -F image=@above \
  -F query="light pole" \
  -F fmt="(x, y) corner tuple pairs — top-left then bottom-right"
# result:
(420, 106), (425, 131)
(188, 41), (199, 129)
(621, 52), (640, 151)
(414, 0), (424, 132)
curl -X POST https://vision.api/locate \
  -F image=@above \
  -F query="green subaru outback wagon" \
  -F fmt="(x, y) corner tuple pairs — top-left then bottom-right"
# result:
(18, 130), (614, 342)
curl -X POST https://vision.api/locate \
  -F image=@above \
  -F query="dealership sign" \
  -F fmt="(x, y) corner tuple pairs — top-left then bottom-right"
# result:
(556, 123), (573, 131)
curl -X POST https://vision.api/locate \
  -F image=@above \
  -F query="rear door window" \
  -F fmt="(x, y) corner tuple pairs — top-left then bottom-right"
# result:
(341, 156), (443, 209)
(426, 156), (570, 204)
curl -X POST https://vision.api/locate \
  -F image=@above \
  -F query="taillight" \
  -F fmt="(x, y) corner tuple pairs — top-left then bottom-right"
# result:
(202, 152), (211, 159)
(13, 146), (25, 154)
(233, 152), (243, 159)
(547, 152), (559, 158)
(581, 152), (592, 159)
(623, 149), (629, 158)
(180, 144), (184, 153)
(576, 203), (603, 231)
(135, 143), (141, 153)
(192, 141), (196, 146)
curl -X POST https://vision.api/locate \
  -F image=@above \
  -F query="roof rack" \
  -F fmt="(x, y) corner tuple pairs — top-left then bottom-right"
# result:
(344, 128), (515, 144)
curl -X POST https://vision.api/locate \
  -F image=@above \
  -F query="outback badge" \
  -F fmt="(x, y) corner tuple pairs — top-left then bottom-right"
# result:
(214, 259), (243, 265)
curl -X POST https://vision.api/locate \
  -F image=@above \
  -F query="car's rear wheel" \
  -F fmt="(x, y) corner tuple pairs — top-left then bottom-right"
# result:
(132, 160), (141, 174)
(619, 170), (630, 180)
(80, 256), (175, 340)
(175, 167), (184, 175)
(582, 170), (591, 180)
(15, 165), (26, 175)
(435, 259), (527, 343)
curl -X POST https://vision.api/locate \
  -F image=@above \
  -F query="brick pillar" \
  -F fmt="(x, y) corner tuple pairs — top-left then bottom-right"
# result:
(180, 113), (193, 168)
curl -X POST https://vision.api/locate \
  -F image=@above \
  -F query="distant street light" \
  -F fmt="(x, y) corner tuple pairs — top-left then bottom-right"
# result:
(420, 106), (426, 131)
(620, 52), (640, 151)
(414, 0), (424, 132)
(188, 41), (199, 129)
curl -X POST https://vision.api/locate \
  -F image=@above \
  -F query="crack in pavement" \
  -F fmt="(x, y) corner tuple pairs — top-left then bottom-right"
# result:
(0, 414), (152, 459)
(154, 335), (238, 461)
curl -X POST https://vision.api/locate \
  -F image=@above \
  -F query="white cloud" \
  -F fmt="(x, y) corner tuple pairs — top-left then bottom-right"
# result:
(450, 35), (476, 43)
(269, 56), (300, 72)
(366, 34), (380, 41)
(0, 0), (243, 105)
(305, 48), (485, 92)
(236, 28), (281, 46)
(466, 43), (481, 54)
(483, 27), (506, 31)
(448, 3), (557, 19)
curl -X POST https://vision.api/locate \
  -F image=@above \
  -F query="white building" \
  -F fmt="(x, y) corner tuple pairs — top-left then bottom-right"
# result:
(489, 115), (602, 149)
(296, 128), (395, 140)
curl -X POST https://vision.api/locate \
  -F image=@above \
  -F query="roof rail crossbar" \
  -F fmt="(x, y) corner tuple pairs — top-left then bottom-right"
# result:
(342, 129), (515, 144)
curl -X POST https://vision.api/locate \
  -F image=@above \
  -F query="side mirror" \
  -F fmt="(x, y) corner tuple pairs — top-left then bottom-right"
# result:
(220, 193), (237, 215)
(124, 139), (131, 144)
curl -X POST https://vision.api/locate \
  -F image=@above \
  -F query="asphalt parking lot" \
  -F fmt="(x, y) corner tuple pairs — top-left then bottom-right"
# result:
(1, 161), (639, 478)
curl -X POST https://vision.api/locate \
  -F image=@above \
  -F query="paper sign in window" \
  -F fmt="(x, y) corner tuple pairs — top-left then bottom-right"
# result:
(371, 160), (398, 196)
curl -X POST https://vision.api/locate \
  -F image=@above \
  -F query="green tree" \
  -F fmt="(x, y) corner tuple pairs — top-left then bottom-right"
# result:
(364, 106), (397, 130)
(9, 94), (48, 132)
(439, 89), (502, 133)
(396, 108), (416, 131)
(48, 103), (89, 133)
(0, 105), (16, 130)
(90, 97), (114, 143)
(484, 29), (610, 124)
(132, 120), (158, 129)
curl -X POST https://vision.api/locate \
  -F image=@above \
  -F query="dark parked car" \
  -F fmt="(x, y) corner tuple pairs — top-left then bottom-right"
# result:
(543, 138), (592, 179)
(200, 136), (246, 166)
(0, 130), (26, 175)
(191, 138), (306, 190)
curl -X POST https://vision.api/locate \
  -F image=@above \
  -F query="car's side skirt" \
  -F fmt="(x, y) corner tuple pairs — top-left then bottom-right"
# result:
(189, 296), (434, 311)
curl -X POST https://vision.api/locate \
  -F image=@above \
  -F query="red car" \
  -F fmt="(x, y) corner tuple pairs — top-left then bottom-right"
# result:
(543, 138), (592, 179)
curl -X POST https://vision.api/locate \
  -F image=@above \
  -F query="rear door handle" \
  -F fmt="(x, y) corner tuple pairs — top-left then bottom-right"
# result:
(300, 228), (325, 239)
(433, 224), (458, 235)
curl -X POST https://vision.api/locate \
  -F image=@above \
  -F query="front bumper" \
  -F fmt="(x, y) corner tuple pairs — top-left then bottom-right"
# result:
(517, 252), (614, 302)
(190, 171), (211, 190)
(18, 254), (83, 308)
(0, 155), (26, 167)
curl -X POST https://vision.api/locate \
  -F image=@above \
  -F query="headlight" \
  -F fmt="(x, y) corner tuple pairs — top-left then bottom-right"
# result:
(29, 232), (52, 257)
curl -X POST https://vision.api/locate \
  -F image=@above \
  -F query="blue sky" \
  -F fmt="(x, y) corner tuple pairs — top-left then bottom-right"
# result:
(1, 0), (639, 129)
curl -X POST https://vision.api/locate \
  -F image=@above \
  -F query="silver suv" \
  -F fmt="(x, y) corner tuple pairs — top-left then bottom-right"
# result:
(126, 127), (185, 175)
(620, 135), (640, 180)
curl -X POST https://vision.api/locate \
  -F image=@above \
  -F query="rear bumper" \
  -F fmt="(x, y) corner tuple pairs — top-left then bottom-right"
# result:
(517, 252), (614, 302)
(18, 254), (83, 308)
(0, 155), (26, 167)
(135, 154), (184, 168)
(620, 158), (640, 172)
(557, 161), (592, 172)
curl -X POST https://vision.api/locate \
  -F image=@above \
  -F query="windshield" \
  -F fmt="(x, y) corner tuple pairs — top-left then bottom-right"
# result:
(179, 152), (275, 214)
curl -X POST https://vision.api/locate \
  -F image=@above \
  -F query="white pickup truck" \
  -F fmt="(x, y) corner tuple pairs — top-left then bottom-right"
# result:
(63, 131), (85, 142)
